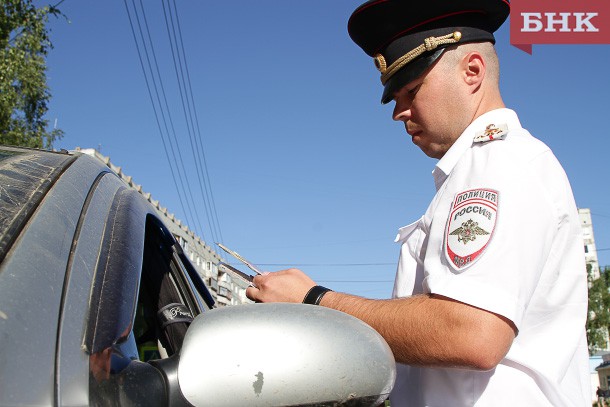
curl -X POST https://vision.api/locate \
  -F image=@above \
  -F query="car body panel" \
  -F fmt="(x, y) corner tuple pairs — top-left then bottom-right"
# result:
(0, 147), (76, 263)
(0, 151), (97, 406)
(57, 171), (122, 406)
(179, 303), (396, 407)
(0, 146), (396, 406)
(85, 186), (150, 355)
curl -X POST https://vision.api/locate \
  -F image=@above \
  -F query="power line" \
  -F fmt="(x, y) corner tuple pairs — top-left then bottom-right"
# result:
(123, 0), (196, 235)
(125, 0), (224, 245)
(161, 0), (223, 244)
(161, 0), (210, 238)
(126, 0), (213, 241)
(136, 0), (208, 239)
(171, 0), (223, 244)
(255, 263), (396, 267)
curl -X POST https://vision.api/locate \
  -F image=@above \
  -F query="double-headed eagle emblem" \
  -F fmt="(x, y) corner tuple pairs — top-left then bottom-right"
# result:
(449, 219), (490, 244)
(473, 123), (507, 143)
(484, 124), (504, 138)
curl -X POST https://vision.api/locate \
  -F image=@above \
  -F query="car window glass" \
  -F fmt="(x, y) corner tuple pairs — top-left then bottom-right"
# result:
(89, 214), (214, 405)
(132, 215), (214, 363)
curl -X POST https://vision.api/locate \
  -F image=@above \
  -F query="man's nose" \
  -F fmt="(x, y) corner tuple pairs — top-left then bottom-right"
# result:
(393, 103), (411, 122)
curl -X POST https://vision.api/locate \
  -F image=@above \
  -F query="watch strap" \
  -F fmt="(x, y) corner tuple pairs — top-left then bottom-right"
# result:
(303, 285), (332, 305)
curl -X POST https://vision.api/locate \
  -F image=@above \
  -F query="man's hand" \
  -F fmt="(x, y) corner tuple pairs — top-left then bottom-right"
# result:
(246, 268), (316, 303)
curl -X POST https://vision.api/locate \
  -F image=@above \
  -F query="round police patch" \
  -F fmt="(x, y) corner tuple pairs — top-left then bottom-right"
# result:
(445, 188), (498, 270)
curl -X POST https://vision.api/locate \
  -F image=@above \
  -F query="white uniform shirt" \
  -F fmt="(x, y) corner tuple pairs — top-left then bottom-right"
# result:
(389, 109), (590, 407)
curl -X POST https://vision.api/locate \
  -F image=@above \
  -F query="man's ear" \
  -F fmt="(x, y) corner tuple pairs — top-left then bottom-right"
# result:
(462, 52), (485, 89)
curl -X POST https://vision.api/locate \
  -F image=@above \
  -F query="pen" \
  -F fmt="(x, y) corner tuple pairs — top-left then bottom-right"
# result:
(217, 261), (254, 283)
(216, 242), (263, 275)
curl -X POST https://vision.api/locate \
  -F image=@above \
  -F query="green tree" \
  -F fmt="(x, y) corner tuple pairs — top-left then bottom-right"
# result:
(587, 265), (610, 354)
(0, 0), (64, 149)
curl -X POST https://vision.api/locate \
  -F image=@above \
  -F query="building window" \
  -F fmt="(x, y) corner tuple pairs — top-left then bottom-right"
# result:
(219, 287), (232, 300)
(206, 261), (211, 271)
(585, 245), (589, 253)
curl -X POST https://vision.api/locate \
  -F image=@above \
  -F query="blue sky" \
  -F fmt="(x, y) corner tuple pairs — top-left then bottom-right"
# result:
(45, 1), (610, 298)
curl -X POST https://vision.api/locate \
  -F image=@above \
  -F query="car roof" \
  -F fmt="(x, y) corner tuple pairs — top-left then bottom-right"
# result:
(0, 146), (76, 263)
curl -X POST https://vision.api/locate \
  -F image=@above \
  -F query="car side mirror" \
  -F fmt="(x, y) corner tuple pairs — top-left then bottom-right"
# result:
(153, 303), (396, 406)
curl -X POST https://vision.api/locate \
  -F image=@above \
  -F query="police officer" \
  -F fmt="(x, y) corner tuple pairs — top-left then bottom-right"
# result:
(246, 1), (590, 405)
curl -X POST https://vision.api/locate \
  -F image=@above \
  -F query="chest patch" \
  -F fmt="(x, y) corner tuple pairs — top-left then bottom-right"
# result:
(445, 189), (499, 270)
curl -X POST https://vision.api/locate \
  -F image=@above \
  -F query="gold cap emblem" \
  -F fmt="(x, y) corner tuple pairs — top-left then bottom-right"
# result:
(379, 31), (462, 85)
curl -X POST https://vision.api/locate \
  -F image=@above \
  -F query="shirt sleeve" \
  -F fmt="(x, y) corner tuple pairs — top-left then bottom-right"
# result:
(423, 142), (568, 329)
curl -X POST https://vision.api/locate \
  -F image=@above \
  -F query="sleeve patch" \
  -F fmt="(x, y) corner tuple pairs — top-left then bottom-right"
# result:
(445, 188), (499, 271)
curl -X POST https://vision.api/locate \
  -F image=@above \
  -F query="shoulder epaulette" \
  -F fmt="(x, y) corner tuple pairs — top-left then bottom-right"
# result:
(473, 123), (508, 143)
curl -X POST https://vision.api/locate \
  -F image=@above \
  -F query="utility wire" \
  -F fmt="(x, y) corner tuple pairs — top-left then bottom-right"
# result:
(131, 0), (200, 234)
(252, 263), (396, 267)
(170, 0), (224, 244)
(126, 0), (224, 245)
(162, 0), (223, 244)
(123, 0), (194, 233)
(129, 0), (209, 241)
(161, 0), (207, 236)
(133, 0), (200, 234)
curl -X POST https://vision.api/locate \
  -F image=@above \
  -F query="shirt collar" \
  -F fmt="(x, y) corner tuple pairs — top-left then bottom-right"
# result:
(432, 108), (522, 190)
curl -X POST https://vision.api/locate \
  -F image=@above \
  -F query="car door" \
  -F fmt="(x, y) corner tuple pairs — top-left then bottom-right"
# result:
(0, 148), (93, 407)
(50, 154), (214, 406)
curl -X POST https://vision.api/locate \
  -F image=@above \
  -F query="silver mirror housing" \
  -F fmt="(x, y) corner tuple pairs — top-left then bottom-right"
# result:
(178, 303), (396, 407)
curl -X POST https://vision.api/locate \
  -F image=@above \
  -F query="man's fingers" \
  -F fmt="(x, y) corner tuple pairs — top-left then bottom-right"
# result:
(246, 285), (259, 302)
